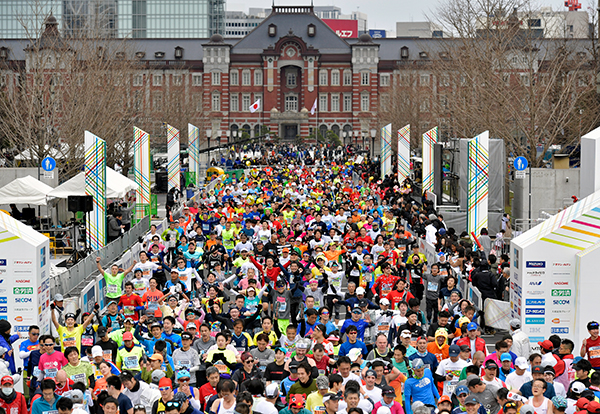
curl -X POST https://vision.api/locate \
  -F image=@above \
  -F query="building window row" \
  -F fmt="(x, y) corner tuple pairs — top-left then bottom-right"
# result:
(230, 93), (263, 112)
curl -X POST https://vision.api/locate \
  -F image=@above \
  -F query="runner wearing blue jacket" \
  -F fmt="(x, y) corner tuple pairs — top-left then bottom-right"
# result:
(404, 358), (440, 414)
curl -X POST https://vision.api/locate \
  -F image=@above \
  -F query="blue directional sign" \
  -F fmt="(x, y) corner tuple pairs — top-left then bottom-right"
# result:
(41, 156), (56, 172)
(514, 156), (528, 171)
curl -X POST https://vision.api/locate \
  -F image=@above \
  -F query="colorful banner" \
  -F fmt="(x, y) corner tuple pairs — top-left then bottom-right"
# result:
(84, 131), (106, 250)
(188, 124), (200, 187)
(380, 123), (392, 179)
(397, 124), (410, 184)
(167, 124), (181, 193)
(422, 126), (438, 195)
(133, 126), (151, 224)
(322, 19), (358, 38)
(467, 130), (489, 236)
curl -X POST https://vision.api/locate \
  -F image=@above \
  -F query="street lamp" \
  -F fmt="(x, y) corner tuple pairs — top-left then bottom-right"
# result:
(226, 130), (231, 143)
(354, 130), (359, 147)
(362, 131), (366, 149)
(370, 129), (377, 158)
(342, 131), (347, 146)
(206, 129), (212, 165)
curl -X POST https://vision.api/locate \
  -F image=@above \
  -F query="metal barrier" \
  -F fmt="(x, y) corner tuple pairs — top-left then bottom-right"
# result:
(50, 215), (151, 299)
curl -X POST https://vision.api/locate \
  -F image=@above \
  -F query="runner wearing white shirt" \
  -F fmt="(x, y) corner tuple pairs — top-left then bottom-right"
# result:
(436, 345), (469, 396)
(505, 357), (533, 390)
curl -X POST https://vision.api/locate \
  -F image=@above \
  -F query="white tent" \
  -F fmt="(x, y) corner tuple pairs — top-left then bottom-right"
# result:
(48, 167), (139, 199)
(0, 175), (54, 205)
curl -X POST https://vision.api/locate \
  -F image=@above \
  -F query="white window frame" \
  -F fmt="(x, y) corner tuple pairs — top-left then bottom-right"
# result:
(285, 94), (298, 112)
(343, 93), (352, 112)
(331, 94), (340, 112)
(254, 70), (263, 86)
(230, 94), (239, 112)
(152, 74), (162, 86)
(343, 70), (352, 85)
(230, 70), (239, 86)
(133, 74), (143, 87)
(361, 93), (369, 112)
(192, 74), (202, 86)
(212, 72), (221, 86)
(380, 74), (390, 86)
(319, 93), (328, 112)
(361, 72), (369, 86)
(212, 92), (221, 111)
(319, 70), (328, 86)
(331, 70), (340, 86)
(242, 93), (251, 112)
(242, 70), (251, 86)
(173, 74), (182, 86)
(287, 72), (297, 87)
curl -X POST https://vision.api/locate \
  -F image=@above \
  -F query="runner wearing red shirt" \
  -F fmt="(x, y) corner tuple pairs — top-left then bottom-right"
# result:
(385, 279), (415, 310)
(581, 321), (600, 369)
(371, 264), (400, 298)
(142, 278), (164, 315)
(118, 282), (145, 322)
(54, 371), (74, 396)
(199, 367), (220, 411)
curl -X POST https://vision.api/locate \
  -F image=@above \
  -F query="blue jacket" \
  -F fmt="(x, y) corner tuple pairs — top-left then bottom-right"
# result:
(408, 352), (439, 374)
(404, 369), (440, 414)
(32, 394), (61, 414)
(0, 334), (20, 374)
(340, 319), (371, 341)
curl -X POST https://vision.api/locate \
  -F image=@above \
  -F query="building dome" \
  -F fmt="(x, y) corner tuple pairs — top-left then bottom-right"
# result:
(210, 33), (224, 43)
(359, 33), (373, 43)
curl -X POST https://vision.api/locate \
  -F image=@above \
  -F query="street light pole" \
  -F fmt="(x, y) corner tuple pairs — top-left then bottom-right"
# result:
(370, 128), (377, 158)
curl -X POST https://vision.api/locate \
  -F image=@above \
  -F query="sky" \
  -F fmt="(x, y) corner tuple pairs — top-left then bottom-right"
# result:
(228, 0), (583, 33)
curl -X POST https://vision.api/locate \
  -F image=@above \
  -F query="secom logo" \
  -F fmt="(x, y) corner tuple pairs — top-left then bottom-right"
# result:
(553, 300), (570, 305)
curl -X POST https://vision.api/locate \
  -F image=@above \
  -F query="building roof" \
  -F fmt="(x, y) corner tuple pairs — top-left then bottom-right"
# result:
(231, 6), (351, 55)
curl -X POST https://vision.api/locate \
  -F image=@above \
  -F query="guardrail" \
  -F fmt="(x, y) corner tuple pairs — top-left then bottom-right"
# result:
(50, 215), (153, 300)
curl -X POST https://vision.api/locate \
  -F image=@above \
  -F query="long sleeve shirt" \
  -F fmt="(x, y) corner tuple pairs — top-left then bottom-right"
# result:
(404, 369), (440, 414)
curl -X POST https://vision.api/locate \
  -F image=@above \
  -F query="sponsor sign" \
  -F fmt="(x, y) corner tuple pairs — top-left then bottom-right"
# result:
(0, 260), (5, 266)
(528, 281), (543, 286)
(0, 298), (7, 304)
(526, 270), (545, 276)
(551, 309), (570, 314)
(525, 308), (545, 315)
(369, 29), (386, 38)
(526, 299), (545, 306)
(13, 287), (33, 295)
(527, 290), (544, 296)
(322, 19), (359, 38)
(553, 262), (571, 267)
(529, 336), (545, 342)
(551, 289), (571, 296)
(526, 261), (545, 268)
(553, 299), (570, 305)
(526, 317), (545, 324)
(14, 297), (32, 303)
(0, 307), (7, 313)
(14, 279), (31, 284)
(13, 260), (33, 266)
(528, 327), (542, 334)
(552, 318), (570, 324)
(553, 281), (569, 286)
(14, 326), (29, 333)
(551, 327), (569, 334)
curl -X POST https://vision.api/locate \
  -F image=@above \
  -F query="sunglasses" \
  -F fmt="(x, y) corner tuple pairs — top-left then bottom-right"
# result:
(159, 387), (171, 391)
(348, 331), (357, 335)
(43, 343), (54, 347)
(178, 378), (190, 382)
(134, 405), (146, 410)
(166, 402), (181, 408)
(245, 359), (255, 364)
(321, 311), (329, 315)
(31, 333), (40, 336)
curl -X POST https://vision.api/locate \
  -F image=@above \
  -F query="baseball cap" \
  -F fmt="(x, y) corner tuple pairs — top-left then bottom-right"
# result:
(538, 340), (553, 351)
(467, 375), (482, 387)
(576, 398), (590, 409)
(460, 345), (471, 353)
(515, 357), (528, 370)
(316, 375), (329, 390)
(323, 393), (341, 403)
(356, 287), (366, 295)
(351, 306), (362, 314)
(358, 299), (369, 307)
(531, 365), (543, 374)
(65, 313), (76, 320)
(378, 408), (392, 414)
(485, 360), (499, 369)
(380, 298), (390, 306)
(573, 359), (592, 371)
(587, 401), (600, 414)
(455, 385), (469, 396)
(552, 396), (568, 410)
(509, 319), (521, 329)
(54, 294), (64, 301)
(1, 376), (13, 385)
(365, 369), (377, 378)
(464, 396), (479, 406)
(588, 321), (600, 330)
(176, 370), (191, 380)
(520, 405), (535, 414)
(172, 393), (188, 405)
(327, 334), (340, 342)
(265, 383), (279, 398)
(97, 326), (108, 337)
(544, 366), (556, 376)
(68, 389), (84, 403)
(149, 353), (164, 362)
(400, 329), (412, 338)
(158, 377), (172, 389)
(412, 359), (424, 369)
(123, 332), (133, 341)
(500, 353), (512, 362)
(181, 332), (193, 341)
(572, 382), (587, 394)
(91, 345), (103, 358)
(348, 348), (362, 362)
(467, 322), (478, 331)
(151, 370), (166, 384)
(448, 344), (460, 357)
(381, 385), (396, 396)
(438, 395), (452, 404)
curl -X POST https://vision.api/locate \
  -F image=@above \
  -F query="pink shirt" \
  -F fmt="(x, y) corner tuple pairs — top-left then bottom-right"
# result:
(374, 401), (405, 414)
(38, 351), (68, 378)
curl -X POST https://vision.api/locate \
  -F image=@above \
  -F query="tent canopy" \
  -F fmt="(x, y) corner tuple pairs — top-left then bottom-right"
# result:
(48, 167), (139, 199)
(0, 175), (54, 206)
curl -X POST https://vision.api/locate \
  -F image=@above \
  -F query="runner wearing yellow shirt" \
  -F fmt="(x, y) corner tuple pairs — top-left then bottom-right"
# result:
(50, 305), (95, 353)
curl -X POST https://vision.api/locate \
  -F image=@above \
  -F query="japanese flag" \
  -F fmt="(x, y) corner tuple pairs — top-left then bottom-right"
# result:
(250, 99), (261, 113)
(311, 98), (317, 115)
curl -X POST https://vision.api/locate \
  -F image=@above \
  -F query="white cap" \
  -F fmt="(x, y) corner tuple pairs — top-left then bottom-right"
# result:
(91, 345), (103, 358)
(54, 294), (64, 301)
(515, 357), (528, 370)
(265, 383), (279, 398)
(348, 348), (362, 362)
(356, 287), (366, 295)
(378, 408), (392, 414)
(380, 298), (390, 306)
(401, 329), (412, 338)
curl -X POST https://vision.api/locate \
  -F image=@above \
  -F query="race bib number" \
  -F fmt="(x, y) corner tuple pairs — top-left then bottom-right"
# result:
(427, 281), (438, 292)
(63, 337), (76, 348)
(148, 302), (158, 311)
(46, 368), (58, 378)
(134, 281), (145, 290)
(589, 346), (600, 359)
(214, 361), (227, 374)
(382, 289), (391, 296)
(103, 350), (113, 362)
(378, 324), (390, 332)
(124, 356), (140, 370)
(43, 410), (58, 414)
(82, 336), (94, 346)
(107, 285), (118, 294)
(124, 307), (134, 316)
(178, 360), (191, 368)
(71, 373), (86, 384)
(277, 297), (287, 313)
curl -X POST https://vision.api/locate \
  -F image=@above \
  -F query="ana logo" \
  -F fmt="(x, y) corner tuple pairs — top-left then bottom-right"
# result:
(527, 290), (544, 296)
(552, 289), (571, 297)
(526, 308), (545, 315)
(529, 327), (542, 334)
(0, 260), (5, 266)
(14, 279), (31, 284)
(13, 287), (33, 295)
(529, 281), (543, 286)
(14, 298), (32, 303)
(553, 281), (569, 286)
(526, 299), (545, 306)
(526, 261), (546, 268)
(526, 317), (545, 324)
(551, 327), (569, 334)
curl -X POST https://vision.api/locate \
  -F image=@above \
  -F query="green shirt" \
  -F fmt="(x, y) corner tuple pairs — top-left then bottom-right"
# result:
(222, 228), (236, 250)
(63, 361), (95, 387)
(104, 271), (125, 298)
